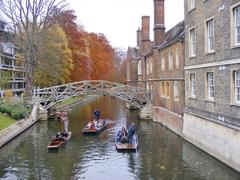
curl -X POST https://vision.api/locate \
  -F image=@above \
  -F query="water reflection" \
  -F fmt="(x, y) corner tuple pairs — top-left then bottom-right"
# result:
(0, 96), (239, 180)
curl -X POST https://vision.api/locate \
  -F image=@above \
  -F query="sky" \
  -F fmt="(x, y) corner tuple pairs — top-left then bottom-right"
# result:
(69, 0), (184, 49)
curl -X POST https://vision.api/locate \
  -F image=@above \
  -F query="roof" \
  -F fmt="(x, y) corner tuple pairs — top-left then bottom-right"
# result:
(157, 21), (184, 50)
(127, 47), (141, 61)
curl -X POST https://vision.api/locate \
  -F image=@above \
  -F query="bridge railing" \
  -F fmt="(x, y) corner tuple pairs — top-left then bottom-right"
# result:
(34, 80), (152, 110)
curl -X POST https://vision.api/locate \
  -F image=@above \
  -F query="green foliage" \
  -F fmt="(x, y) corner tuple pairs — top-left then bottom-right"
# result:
(0, 100), (31, 120)
(0, 70), (11, 89)
(34, 25), (73, 87)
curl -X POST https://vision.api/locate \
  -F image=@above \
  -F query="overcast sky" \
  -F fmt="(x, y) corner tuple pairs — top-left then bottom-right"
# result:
(69, 0), (184, 49)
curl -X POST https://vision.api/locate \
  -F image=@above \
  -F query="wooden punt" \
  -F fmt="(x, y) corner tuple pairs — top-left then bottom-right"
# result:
(82, 119), (107, 134)
(115, 132), (138, 151)
(47, 132), (71, 149)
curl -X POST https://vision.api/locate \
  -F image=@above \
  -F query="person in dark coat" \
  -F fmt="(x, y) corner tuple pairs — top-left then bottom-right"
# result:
(127, 123), (136, 144)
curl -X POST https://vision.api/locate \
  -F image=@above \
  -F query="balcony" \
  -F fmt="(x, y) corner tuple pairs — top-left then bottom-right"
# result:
(0, 64), (25, 71)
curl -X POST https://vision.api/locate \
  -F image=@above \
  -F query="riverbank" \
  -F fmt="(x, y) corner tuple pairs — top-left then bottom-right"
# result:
(0, 104), (38, 148)
(0, 114), (16, 131)
(54, 95), (99, 111)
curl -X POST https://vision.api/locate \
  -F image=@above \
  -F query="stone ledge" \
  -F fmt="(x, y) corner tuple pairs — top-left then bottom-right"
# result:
(0, 104), (39, 148)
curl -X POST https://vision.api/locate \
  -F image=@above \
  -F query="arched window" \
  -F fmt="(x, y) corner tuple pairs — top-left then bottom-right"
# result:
(174, 81), (179, 101)
(176, 48), (179, 68)
(137, 61), (142, 75)
(166, 82), (170, 97)
(169, 51), (173, 70)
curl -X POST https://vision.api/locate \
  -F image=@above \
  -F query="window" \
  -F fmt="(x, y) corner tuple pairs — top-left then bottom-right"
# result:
(161, 57), (165, 71)
(234, 71), (240, 103)
(190, 73), (196, 97)
(174, 81), (179, 101)
(233, 6), (240, 45)
(188, 0), (195, 11)
(169, 51), (173, 70)
(189, 28), (196, 57)
(137, 61), (142, 75)
(161, 82), (165, 97)
(207, 72), (214, 99)
(176, 48), (179, 68)
(206, 19), (214, 52)
(166, 82), (170, 98)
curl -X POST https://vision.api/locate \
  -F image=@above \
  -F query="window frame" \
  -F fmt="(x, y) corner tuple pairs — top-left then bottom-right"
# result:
(231, 3), (240, 47)
(206, 72), (215, 100)
(161, 56), (165, 71)
(175, 48), (180, 68)
(188, 0), (195, 12)
(189, 27), (196, 58)
(206, 18), (215, 53)
(168, 51), (174, 70)
(174, 81), (179, 101)
(190, 73), (196, 98)
(234, 70), (240, 103)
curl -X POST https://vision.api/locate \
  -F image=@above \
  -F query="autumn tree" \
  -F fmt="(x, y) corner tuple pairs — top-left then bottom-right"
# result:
(88, 33), (115, 80)
(0, 0), (67, 96)
(34, 25), (73, 87)
(112, 47), (127, 82)
(53, 10), (90, 81)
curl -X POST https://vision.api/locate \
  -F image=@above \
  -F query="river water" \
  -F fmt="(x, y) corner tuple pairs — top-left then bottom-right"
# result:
(0, 97), (239, 180)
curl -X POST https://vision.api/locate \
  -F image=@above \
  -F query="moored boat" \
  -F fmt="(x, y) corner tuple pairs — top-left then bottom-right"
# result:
(115, 131), (138, 151)
(82, 119), (107, 134)
(47, 131), (72, 149)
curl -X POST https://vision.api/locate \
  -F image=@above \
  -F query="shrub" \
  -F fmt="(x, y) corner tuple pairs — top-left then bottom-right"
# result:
(0, 101), (30, 120)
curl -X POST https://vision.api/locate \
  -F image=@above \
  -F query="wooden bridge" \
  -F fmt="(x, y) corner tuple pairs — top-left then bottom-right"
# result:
(33, 80), (152, 110)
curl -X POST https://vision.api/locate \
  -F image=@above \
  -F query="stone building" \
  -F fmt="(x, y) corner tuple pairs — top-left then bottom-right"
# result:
(183, 0), (240, 172)
(0, 21), (26, 97)
(152, 21), (185, 136)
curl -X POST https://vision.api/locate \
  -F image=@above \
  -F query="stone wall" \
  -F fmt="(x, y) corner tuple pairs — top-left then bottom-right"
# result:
(153, 106), (183, 136)
(183, 112), (240, 172)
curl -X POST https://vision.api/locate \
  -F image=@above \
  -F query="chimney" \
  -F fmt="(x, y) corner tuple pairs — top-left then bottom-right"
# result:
(154, 0), (165, 46)
(137, 28), (141, 48)
(141, 16), (150, 41)
(141, 16), (151, 53)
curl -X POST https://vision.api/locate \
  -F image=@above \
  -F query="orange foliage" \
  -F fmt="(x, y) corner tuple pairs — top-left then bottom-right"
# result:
(54, 10), (90, 81)
(54, 10), (118, 82)
(88, 33), (115, 80)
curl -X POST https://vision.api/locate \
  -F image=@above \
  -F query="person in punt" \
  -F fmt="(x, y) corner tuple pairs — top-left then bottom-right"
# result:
(127, 123), (136, 144)
(120, 127), (128, 143)
(93, 109), (101, 126)
(60, 109), (69, 134)
(86, 121), (94, 129)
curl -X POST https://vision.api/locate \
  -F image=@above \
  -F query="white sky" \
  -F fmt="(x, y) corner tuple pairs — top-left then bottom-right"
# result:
(69, 0), (184, 49)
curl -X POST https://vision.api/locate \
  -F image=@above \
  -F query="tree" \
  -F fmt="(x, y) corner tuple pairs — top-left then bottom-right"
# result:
(113, 47), (127, 82)
(0, 70), (11, 89)
(34, 25), (73, 87)
(53, 10), (90, 81)
(88, 33), (115, 80)
(0, 0), (67, 96)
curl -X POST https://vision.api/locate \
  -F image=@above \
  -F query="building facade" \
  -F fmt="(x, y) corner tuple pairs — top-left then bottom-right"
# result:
(184, 0), (240, 172)
(153, 21), (185, 136)
(0, 21), (25, 97)
(126, 0), (185, 133)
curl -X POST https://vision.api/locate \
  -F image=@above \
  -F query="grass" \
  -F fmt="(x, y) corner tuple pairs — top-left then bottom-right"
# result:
(55, 96), (87, 109)
(0, 114), (16, 131)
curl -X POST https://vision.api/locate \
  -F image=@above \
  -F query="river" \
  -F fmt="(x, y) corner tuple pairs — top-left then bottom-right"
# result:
(0, 96), (239, 180)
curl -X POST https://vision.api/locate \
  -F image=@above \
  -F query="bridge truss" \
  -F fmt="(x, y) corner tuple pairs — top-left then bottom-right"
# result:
(33, 80), (152, 110)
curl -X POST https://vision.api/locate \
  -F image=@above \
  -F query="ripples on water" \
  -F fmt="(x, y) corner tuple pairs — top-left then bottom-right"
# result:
(0, 97), (240, 180)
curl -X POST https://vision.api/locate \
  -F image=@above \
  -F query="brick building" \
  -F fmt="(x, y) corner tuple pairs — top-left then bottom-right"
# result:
(183, 0), (240, 172)
(152, 21), (185, 135)
(126, 0), (185, 133)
